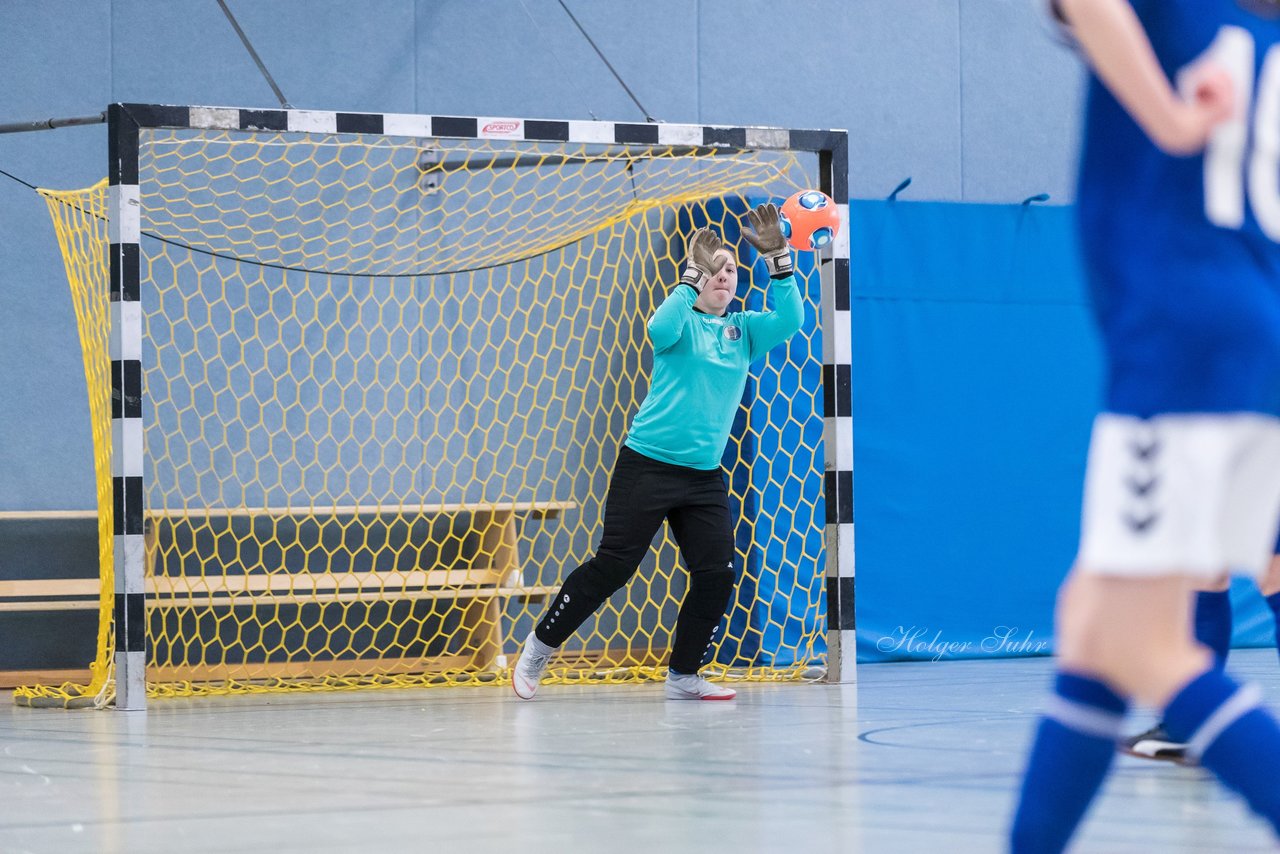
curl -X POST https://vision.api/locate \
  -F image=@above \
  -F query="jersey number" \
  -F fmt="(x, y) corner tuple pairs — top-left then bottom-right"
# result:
(1186, 26), (1280, 240)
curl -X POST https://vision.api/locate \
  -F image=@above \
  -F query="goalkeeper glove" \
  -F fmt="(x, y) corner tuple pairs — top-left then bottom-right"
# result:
(742, 203), (794, 278)
(679, 227), (727, 294)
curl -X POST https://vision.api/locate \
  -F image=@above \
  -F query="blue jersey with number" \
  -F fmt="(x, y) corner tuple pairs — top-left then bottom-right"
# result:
(1074, 0), (1280, 417)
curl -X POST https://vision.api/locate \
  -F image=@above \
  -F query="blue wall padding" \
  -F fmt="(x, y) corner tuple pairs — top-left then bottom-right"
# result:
(852, 201), (1099, 662)
(1229, 579), (1279, 655)
(850, 200), (1278, 660)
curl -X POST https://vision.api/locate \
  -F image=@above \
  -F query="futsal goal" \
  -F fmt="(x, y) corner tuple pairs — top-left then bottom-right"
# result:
(21, 104), (853, 709)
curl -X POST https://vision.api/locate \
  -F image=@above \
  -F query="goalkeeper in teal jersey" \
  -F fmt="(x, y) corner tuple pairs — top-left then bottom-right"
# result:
(512, 203), (804, 701)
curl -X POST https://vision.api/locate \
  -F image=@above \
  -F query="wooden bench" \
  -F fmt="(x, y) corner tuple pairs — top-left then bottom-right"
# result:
(0, 501), (574, 683)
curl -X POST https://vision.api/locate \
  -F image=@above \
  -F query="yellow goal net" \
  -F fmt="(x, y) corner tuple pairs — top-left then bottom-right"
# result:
(20, 111), (832, 706)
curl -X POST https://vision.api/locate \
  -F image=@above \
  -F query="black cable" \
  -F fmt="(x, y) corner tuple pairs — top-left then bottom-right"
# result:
(516, 0), (599, 121)
(0, 167), (39, 191)
(138, 228), (597, 279)
(557, 0), (656, 122)
(216, 0), (292, 109)
(1, 164), (597, 278)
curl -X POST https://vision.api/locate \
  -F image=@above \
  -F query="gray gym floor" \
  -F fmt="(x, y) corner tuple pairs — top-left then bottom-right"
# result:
(2, 650), (1278, 853)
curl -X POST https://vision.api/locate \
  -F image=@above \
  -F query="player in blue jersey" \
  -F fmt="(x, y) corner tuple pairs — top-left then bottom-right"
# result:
(510, 203), (804, 702)
(1013, 1), (1280, 851)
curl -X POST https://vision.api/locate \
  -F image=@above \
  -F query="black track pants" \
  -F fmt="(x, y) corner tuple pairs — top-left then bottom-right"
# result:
(535, 445), (737, 674)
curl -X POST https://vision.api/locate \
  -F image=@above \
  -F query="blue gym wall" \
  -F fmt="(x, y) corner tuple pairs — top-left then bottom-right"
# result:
(12, 3), (1270, 668)
(0, 0), (1085, 516)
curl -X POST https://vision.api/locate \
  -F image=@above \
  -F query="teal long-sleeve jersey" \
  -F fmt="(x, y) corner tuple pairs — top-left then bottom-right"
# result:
(624, 275), (805, 471)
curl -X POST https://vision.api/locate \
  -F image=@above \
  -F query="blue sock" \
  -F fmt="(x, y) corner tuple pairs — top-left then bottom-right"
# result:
(1164, 669), (1280, 835)
(1011, 672), (1128, 854)
(1266, 593), (1280, 663)
(1194, 590), (1233, 669)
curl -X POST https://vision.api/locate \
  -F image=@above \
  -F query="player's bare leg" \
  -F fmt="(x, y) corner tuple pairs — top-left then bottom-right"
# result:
(1122, 572), (1229, 764)
(1055, 572), (1210, 710)
(1014, 567), (1280, 852)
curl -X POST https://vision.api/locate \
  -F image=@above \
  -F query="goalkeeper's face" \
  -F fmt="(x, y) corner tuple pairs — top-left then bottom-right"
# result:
(697, 249), (738, 316)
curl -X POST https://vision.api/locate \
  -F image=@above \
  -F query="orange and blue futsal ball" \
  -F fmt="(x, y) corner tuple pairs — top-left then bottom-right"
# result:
(779, 190), (840, 251)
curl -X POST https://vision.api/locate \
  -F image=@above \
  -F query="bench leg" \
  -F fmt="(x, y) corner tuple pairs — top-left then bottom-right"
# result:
(459, 596), (504, 670)
(475, 510), (521, 587)
(467, 510), (524, 670)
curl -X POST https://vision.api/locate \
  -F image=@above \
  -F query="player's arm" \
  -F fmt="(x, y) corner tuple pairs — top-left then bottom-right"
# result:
(1052, 0), (1233, 155)
(647, 287), (697, 353)
(648, 228), (725, 352)
(740, 203), (804, 358)
(741, 275), (804, 360)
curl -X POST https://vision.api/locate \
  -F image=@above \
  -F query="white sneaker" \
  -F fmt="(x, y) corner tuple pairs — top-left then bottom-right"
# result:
(511, 632), (554, 700)
(664, 672), (736, 701)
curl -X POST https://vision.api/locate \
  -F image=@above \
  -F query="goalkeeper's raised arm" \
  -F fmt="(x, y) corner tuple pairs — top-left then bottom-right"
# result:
(511, 203), (805, 702)
(630, 207), (804, 470)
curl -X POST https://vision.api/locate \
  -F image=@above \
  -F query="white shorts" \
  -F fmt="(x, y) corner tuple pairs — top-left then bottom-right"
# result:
(1077, 413), (1280, 580)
